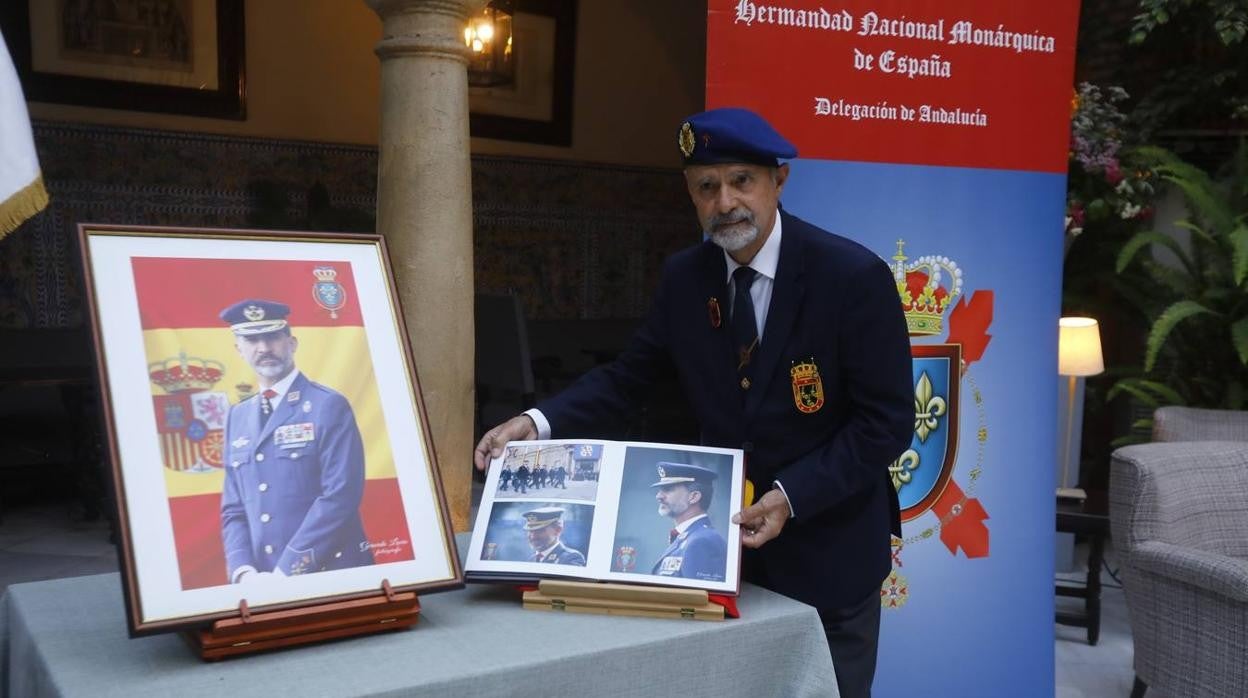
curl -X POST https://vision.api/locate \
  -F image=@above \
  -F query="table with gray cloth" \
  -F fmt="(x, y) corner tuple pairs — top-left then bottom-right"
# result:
(0, 541), (837, 697)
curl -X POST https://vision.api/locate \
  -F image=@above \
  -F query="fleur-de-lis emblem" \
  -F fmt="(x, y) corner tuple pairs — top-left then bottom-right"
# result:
(913, 371), (947, 443)
(889, 449), (920, 491)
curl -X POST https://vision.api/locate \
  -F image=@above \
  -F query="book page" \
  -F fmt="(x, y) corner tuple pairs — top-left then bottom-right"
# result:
(465, 439), (743, 595)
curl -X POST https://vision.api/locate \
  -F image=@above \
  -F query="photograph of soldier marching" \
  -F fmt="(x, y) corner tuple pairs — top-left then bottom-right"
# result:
(495, 443), (602, 501)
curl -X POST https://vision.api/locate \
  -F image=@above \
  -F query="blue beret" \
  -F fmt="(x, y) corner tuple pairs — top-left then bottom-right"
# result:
(651, 462), (718, 488)
(678, 107), (798, 167)
(522, 506), (565, 530)
(219, 299), (291, 336)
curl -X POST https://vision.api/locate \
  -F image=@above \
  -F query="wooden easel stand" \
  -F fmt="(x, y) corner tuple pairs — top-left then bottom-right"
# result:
(523, 579), (725, 621)
(188, 579), (421, 660)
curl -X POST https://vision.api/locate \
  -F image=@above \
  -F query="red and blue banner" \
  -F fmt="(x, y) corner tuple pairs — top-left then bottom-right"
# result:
(708, 2), (1080, 694)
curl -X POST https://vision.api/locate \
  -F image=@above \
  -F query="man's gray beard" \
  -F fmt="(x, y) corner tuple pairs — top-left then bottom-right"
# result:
(659, 499), (689, 519)
(706, 211), (759, 252)
(254, 358), (293, 381)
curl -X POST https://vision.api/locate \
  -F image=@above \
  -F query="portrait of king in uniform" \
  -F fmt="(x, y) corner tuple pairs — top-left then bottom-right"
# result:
(522, 506), (586, 566)
(649, 462), (727, 582)
(218, 298), (375, 583)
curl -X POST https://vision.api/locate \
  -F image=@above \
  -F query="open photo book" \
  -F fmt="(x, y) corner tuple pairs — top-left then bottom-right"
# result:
(465, 439), (745, 595)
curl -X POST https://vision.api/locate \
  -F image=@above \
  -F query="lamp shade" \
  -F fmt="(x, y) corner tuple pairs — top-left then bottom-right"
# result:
(1058, 317), (1104, 377)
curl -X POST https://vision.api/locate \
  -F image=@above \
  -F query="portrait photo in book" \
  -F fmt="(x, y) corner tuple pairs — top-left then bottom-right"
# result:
(479, 501), (595, 567)
(80, 225), (462, 634)
(611, 446), (734, 583)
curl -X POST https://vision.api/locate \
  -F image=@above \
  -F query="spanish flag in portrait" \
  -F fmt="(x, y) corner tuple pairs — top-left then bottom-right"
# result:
(132, 257), (413, 590)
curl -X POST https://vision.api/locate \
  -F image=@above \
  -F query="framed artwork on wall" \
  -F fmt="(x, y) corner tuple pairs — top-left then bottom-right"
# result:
(79, 224), (462, 635)
(0, 0), (246, 119)
(469, 0), (576, 146)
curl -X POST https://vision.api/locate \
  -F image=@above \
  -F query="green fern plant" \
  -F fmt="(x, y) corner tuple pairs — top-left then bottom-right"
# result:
(1111, 141), (1248, 442)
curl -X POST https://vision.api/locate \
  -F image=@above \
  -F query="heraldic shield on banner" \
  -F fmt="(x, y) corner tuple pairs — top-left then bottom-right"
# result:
(150, 353), (229, 473)
(883, 239), (995, 610)
(895, 343), (960, 522)
(312, 265), (347, 319)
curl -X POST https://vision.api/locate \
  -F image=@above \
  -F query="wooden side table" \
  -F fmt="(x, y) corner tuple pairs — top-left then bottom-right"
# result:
(1055, 493), (1110, 645)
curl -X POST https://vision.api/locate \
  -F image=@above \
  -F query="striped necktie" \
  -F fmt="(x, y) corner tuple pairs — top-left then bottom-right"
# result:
(260, 389), (277, 416)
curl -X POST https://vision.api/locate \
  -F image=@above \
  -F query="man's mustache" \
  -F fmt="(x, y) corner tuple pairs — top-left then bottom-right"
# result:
(709, 209), (754, 230)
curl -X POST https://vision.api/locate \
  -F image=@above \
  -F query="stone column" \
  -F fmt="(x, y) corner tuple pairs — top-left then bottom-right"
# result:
(367, 0), (484, 531)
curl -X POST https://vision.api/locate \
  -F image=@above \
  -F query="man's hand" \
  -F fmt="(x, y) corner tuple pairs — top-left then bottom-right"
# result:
(473, 415), (538, 471)
(732, 488), (791, 549)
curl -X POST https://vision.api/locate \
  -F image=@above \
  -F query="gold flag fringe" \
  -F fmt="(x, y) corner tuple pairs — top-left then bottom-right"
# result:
(0, 173), (50, 240)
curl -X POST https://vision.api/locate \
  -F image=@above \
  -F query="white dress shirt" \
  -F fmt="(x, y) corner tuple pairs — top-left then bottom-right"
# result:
(263, 367), (301, 405)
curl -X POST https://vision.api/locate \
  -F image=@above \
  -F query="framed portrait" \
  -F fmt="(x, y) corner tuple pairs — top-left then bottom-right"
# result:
(79, 224), (462, 635)
(469, 0), (575, 146)
(0, 0), (245, 119)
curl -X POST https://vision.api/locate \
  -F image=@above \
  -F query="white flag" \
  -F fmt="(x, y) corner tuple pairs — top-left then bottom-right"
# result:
(0, 30), (48, 239)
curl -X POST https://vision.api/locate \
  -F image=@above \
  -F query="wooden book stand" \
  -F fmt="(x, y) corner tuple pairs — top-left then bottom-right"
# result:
(187, 579), (421, 660)
(523, 579), (724, 621)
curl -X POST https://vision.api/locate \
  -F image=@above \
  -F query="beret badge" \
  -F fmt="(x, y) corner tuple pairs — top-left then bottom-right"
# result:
(678, 122), (696, 158)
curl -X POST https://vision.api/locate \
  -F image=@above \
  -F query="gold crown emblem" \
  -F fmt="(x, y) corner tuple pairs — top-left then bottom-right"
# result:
(678, 122), (695, 158)
(148, 352), (225, 394)
(790, 360), (819, 381)
(243, 305), (265, 321)
(892, 239), (962, 336)
(313, 266), (338, 282)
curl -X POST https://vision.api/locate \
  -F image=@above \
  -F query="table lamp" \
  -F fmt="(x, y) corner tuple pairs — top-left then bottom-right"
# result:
(1058, 317), (1104, 499)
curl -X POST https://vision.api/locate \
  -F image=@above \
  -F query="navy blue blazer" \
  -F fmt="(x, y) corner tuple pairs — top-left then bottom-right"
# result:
(652, 515), (727, 582)
(539, 212), (913, 611)
(221, 372), (375, 579)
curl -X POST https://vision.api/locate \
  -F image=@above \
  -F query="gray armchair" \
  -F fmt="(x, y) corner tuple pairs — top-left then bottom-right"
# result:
(1110, 414), (1248, 697)
(1153, 405), (1248, 442)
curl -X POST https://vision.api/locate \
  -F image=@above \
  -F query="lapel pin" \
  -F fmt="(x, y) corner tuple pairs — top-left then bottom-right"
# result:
(708, 297), (722, 329)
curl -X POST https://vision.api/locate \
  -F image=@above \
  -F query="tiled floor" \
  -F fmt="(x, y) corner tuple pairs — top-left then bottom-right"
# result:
(1055, 562), (1138, 697)
(0, 495), (1137, 696)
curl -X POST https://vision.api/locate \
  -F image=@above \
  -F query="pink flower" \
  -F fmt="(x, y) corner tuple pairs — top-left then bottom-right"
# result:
(1105, 161), (1124, 185)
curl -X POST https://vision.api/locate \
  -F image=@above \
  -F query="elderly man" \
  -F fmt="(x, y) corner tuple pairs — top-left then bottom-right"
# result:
(650, 462), (726, 582)
(522, 506), (586, 565)
(219, 299), (374, 582)
(475, 107), (912, 697)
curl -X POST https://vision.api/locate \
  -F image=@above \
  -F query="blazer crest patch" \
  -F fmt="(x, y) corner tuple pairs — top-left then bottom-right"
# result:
(790, 358), (824, 413)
